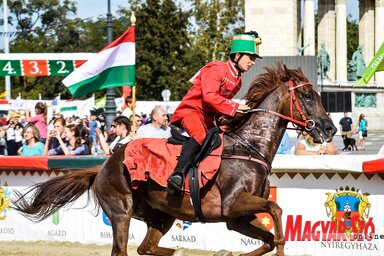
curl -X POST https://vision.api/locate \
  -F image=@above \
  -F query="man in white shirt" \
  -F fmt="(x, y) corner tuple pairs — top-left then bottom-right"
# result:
(135, 107), (171, 139)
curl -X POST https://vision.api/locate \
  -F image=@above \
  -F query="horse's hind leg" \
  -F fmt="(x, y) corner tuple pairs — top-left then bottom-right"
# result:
(94, 171), (133, 256)
(227, 216), (274, 256)
(137, 209), (176, 256)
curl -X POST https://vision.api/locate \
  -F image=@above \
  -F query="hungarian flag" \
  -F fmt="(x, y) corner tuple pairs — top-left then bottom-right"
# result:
(62, 26), (136, 98)
(354, 42), (384, 86)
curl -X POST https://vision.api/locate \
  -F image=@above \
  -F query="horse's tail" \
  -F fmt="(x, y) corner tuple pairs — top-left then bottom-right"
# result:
(12, 166), (100, 222)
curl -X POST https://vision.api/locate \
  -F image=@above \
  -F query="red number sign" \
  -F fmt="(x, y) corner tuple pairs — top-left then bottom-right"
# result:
(22, 60), (49, 76)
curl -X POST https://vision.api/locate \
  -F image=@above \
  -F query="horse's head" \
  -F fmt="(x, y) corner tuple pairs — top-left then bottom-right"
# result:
(244, 63), (336, 143)
(279, 64), (336, 143)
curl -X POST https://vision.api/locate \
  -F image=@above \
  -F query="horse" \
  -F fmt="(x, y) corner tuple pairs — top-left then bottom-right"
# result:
(12, 63), (337, 256)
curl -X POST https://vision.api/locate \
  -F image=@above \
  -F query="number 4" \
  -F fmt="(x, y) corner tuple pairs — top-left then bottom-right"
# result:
(2, 61), (15, 74)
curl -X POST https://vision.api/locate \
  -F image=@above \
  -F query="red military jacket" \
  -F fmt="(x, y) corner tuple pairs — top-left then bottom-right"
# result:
(171, 60), (241, 127)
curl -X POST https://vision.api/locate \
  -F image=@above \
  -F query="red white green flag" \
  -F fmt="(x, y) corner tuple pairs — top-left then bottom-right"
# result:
(62, 26), (136, 98)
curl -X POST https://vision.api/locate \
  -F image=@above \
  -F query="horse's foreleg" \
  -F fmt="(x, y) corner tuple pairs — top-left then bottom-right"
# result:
(225, 193), (285, 256)
(227, 216), (274, 256)
(137, 209), (175, 256)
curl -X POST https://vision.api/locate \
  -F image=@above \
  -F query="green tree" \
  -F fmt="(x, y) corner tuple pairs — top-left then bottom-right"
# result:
(191, 0), (245, 62)
(347, 14), (359, 61)
(119, 0), (202, 100)
(2, 0), (85, 99)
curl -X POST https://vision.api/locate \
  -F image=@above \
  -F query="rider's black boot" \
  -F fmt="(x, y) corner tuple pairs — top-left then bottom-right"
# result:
(167, 138), (201, 192)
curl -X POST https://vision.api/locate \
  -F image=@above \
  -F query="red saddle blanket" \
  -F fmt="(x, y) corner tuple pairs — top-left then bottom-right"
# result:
(123, 136), (223, 192)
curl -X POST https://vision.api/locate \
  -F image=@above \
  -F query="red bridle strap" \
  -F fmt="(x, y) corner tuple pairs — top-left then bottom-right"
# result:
(244, 80), (315, 130)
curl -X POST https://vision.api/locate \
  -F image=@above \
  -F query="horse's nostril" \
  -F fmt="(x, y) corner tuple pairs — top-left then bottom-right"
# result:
(325, 126), (336, 136)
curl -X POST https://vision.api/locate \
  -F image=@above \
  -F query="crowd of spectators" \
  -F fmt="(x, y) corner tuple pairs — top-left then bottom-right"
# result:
(0, 99), (173, 157)
(0, 101), (377, 157)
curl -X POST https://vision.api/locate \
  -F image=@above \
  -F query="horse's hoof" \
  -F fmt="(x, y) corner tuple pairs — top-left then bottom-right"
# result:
(214, 250), (233, 256)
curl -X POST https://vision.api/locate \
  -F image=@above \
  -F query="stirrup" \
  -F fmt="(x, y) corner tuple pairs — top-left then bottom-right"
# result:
(167, 173), (184, 192)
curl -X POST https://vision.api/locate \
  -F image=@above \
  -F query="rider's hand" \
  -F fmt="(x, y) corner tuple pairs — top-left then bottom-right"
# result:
(237, 104), (251, 112)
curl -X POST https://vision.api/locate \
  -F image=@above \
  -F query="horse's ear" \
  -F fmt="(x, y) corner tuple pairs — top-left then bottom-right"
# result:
(283, 64), (292, 78)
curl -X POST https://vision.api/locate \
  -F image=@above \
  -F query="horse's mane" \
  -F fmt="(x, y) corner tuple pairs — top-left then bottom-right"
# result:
(224, 62), (309, 132)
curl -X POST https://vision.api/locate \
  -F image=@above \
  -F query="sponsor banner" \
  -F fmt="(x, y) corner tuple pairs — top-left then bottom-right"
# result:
(1, 171), (383, 255)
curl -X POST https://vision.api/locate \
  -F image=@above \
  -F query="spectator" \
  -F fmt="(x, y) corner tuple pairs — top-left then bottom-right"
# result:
(129, 114), (142, 136)
(25, 102), (48, 143)
(141, 113), (148, 124)
(276, 132), (291, 154)
(355, 113), (368, 151)
(121, 96), (135, 118)
(135, 107), (171, 139)
(48, 124), (89, 156)
(43, 117), (66, 155)
(0, 126), (7, 155)
(19, 115), (28, 127)
(97, 115), (132, 155)
(6, 120), (18, 155)
(14, 122), (23, 153)
(18, 124), (44, 156)
(295, 131), (337, 155)
(339, 112), (353, 150)
(86, 112), (101, 154)
(78, 123), (92, 155)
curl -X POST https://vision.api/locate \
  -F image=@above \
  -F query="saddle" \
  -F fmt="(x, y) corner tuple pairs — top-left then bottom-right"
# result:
(168, 125), (222, 161)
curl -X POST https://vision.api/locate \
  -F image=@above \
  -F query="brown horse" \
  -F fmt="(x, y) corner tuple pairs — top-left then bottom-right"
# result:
(12, 63), (336, 256)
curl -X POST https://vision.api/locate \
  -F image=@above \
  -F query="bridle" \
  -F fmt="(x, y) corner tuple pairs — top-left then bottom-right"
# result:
(217, 79), (316, 172)
(242, 79), (316, 131)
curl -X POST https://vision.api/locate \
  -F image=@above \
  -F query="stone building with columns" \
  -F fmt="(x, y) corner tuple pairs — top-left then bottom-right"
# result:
(244, 0), (384, 131)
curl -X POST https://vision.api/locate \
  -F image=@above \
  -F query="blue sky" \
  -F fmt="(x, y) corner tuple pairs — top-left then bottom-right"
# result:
(72, 0), (129, 21)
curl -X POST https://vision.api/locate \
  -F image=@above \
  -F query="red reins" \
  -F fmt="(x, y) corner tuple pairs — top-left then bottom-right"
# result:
(243, 79), (316, 131)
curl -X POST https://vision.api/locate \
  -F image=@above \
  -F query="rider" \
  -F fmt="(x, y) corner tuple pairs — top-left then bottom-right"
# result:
(167, 31), (262, 192)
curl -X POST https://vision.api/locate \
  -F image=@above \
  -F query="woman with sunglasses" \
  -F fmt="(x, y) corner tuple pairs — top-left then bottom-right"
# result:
(98, 115), (133, 155)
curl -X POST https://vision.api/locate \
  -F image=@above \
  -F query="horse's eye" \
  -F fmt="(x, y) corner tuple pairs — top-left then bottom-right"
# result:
(304, 93), (312, 101)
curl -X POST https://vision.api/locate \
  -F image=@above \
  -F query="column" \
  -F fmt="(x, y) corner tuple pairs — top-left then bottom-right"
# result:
(318, 0), (336, 81)
(375, 0), (384, 83)
(303, 0), (315, 55)
(359, 0), (375, 70)
(245, 0), (299, 56)
(336, 0), (347, 82)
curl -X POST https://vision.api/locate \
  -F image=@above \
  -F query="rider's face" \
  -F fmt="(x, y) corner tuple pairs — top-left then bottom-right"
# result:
(236, 53), (257, 72)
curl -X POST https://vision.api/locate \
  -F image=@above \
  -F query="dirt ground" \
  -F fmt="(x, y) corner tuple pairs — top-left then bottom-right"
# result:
(0, 241), (254, 256)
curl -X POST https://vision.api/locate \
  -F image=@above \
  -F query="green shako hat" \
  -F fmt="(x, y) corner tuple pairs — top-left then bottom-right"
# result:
(230, 33), (262, 58)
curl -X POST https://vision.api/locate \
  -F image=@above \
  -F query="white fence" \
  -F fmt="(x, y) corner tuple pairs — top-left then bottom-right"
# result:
(0, 154), (383, 255)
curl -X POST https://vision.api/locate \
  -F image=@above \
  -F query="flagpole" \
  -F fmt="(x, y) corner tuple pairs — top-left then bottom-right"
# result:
(104, 0), (117, 131)
(131, 13), (137, 133)
(3, 0), (11, 100)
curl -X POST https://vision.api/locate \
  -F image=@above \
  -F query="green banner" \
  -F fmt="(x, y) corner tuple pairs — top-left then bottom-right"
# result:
(48, 60), (75, 76)
(354, 42), (384, 86)
(0, 59), (80, 76)
(0, 60), (23, 76)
